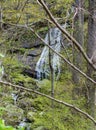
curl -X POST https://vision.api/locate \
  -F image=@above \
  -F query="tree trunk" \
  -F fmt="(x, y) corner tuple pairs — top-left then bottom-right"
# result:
(72, 0), (84, 84)
(0, 4), (2, 30)
(48, 23), (54, 108)
(87, 0), (96, 129)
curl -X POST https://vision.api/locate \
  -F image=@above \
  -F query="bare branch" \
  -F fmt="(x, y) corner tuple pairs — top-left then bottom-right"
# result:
(1, 19), (96, 85)
(25, 25), (96, 85)
(16, 0), (29, 24)
(0, 80), (96, 125)
(37, 0), (95, 70)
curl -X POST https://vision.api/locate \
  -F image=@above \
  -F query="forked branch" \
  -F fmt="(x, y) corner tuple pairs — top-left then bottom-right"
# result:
(37, 0), (95, 70)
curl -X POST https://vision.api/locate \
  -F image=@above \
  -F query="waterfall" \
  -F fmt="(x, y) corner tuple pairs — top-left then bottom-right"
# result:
(35, 25), (66, 79)
(0, 53), (5, 81)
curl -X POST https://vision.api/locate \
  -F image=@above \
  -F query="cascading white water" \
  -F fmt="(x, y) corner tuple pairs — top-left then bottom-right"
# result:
(36, 25), (66, 79)
(0, 53), (5, 81)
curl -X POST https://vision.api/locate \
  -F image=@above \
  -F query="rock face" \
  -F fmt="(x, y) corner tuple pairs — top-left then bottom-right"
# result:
(11, 26), (69, 79)
(16, 40), (43, 78)
(23, 68), (37, 78)
(28, 50), (41, 57)
(21, 39), (43, 49)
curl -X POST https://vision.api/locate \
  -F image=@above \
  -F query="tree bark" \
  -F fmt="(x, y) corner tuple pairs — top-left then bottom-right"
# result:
(48, 23), (54, 108)
(72, 0), (84, 84)
(87, 0), (96, 129)
(0, 4), (3, 30)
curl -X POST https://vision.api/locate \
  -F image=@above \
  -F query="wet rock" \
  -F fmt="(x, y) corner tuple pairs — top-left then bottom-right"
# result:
(19, 118), (31, 129)
(22, 39), (43, 49)
(23, 68), (37, 78)
(17, 48), (42, 70)
(27, 50), (41, 57)
(22, 41), (34, 49)
(34, 39), (44, 48)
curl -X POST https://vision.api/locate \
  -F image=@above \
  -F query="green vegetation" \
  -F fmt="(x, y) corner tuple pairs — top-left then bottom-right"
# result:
(30, 78), (90, 130)
(0, 74), (91, 130)
(0, 119), (23, 130)
(0, 0), (95, 130)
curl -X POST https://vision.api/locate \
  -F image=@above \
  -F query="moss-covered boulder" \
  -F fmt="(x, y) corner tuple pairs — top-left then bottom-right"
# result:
(17, 97), (34, 111)
(2, 104), (24, 126)
(27, 111), (36, 122)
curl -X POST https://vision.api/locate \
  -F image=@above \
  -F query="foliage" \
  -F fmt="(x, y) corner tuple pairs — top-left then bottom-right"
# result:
(32, 107), (89, 130)
(0, 53), (4, 58)
(0, 119), (23, 130)
(3, 0), (45, 24)
(0, 0), (93, 129)
(1, 0), (74, 25)
(0, 107), (6, 117)
(30, 79), (90, 130)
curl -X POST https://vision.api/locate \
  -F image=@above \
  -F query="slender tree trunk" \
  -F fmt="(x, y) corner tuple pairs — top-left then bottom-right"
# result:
(72, 0), (84, 84)
(0, 4), (2, 30)
(48, 23), (54, 108)
(87, 0), (96, 129)
(49, 47), (54, 107)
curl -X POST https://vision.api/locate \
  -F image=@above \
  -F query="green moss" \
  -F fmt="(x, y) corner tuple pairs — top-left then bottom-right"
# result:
(0, 119), (23, 130)
(31, 106), (89, 130)
(29, 78), (90, 130)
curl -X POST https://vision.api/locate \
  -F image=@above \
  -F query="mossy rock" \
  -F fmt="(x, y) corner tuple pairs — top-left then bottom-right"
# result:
(27, 111), (36, 122)
(1, 94), (13, 104)
(17, 98), (34, 110)
(2, 104), (24, 126)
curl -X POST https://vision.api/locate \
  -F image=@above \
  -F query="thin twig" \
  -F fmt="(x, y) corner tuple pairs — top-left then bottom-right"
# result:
(38, 0), (95, 70)
(1, 20), (95, 85)
(0, 80), (96, 125)
(25, 25), (96, 85)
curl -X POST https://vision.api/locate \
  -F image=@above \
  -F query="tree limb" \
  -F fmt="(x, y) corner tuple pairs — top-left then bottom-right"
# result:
(1, 20), (95, 85)
(37, 0), (95, 70)
(0, 80), (96, 125)
(25, 25), (96, 85)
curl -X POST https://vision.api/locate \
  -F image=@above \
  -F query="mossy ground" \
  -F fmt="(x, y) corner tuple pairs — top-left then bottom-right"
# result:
(0, 46), (92, 129)
(0, 70), (92, 130)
